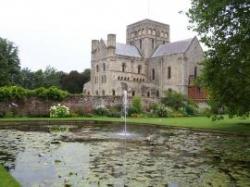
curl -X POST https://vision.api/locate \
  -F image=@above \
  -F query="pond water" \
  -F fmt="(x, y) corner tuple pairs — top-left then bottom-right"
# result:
(0, 123), (249, 187)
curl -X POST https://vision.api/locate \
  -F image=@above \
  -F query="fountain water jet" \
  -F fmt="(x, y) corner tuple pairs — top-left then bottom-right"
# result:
(117, 90), (130, 138)
(123, 90), (128, 137)
(118, 90), (131, 139)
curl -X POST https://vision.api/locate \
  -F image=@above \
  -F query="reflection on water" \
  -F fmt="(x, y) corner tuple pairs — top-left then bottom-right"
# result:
(0, 124), (250, 186)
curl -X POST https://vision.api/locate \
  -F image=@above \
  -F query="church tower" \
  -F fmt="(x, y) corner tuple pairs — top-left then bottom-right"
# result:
(126, 19), (170, 58)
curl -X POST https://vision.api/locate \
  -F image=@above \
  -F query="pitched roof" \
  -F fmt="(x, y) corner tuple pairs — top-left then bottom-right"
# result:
(152, 37), (195, 57)
(115, 43), (141, 57)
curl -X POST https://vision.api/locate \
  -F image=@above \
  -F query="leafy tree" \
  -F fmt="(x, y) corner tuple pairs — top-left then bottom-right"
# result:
(16, 68), (35, 89)
(161, 90), (185, 111)
(43, 66), (63, 88)
(0, 37), (20, 86)
(18, 66), (63, 89)
(61, 69), (90, 93)
(187, 0), (250, 116)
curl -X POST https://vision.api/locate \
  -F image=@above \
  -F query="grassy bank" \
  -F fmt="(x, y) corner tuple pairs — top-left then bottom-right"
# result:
(0, 165), (20, 187)
(0, 116), (250, 135)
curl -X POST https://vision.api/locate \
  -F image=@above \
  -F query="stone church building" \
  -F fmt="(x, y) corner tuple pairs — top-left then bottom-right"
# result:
(84, 19), (204, 100)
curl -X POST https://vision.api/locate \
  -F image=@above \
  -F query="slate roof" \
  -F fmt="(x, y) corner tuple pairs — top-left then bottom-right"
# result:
(115, 43), (141, 57)
(152, 37), (195, 57)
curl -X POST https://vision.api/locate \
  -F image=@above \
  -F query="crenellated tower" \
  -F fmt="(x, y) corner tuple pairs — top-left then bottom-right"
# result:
(126, 19), (170, 58)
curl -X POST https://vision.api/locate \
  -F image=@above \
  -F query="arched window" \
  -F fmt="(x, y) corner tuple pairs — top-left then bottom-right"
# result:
(147, 91), (150, 97)
(167, 66), (171, 79)
(103, 63), (106, 71)
(156, 90), (160, 97)
(122, 63), (126, 72)
(151, 39), (154, 49)
(138, 65), (142, 74)
(96, 65), (99, 72)
(132, 90), (135, 96)
(87, 91), (90, 96)
(95, 90), (99, 95)
(152, 69), (155, 80)
(112, 89), (116, 96)
(139, 39), (142, 49)
(194, 66), (197, 78)
(102, 90), (105, 96)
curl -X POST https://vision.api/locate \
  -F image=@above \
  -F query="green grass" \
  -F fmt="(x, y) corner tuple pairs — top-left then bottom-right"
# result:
(0, 116), (250, 135)
(0, 165), (20, 187)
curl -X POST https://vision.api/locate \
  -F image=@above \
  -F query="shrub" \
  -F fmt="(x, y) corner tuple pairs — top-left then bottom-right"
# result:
(128, 107), (138, 117)
(0, 111), (5, 118)
(161, 90), (199, 116)
(155, 105), (168, 117)
(0, 86), (69, 101)
(47, 86), (68, 101)
(131, 96), (142, 113)
(33, 87), (48, 99)
(0, 86), (28, 101)
(148, 103), (159, 112)
(94, 106), (109, 116)
(50, 104), (70, 118)
(34, 86), (68, 101)
(109, 104), (122, 113)
(161, 90), (185, 111)
(183, 104), (198, 116)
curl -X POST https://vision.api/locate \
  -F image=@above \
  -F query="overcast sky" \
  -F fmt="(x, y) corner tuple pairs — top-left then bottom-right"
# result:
(0, 0), (197, 72)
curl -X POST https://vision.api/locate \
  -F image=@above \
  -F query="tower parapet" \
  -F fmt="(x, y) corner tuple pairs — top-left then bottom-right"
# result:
(126, 19), (170, 58)
(107, 34), (116, 48)
(107, 34), (116, 56)
(91, 40), (99, 53)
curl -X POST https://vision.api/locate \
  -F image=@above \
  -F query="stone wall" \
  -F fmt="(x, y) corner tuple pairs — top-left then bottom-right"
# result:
(0, 96), (159, 117)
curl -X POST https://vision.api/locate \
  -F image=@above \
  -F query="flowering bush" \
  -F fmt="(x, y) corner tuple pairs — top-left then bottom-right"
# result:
(50, 104), (70, 118)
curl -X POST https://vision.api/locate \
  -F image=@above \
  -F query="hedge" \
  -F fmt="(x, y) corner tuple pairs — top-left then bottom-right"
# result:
(0, 86), (69, 101)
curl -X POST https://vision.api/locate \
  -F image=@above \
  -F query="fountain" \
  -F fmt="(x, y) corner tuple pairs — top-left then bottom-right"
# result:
(117, 90), (130, 138)
(123, 90), (128, 137)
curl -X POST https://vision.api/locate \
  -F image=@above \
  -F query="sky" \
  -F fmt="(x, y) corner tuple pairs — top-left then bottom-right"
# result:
(0, 0), (197, 72)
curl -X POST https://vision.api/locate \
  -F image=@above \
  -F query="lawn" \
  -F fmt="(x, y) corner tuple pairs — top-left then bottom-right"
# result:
(0, 116), (250, 135)
(0, 165), (20, 187)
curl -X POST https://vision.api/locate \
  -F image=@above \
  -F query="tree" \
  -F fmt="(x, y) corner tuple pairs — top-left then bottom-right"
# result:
(17, 68), (35, 89)
(0, 37), (20, 86)
(17, 66), (63, 89)
(161, 90), (185, 111)
(60, 69), (90, 93)
(43, 66), (63, 88)
(187, 0), (250, 116)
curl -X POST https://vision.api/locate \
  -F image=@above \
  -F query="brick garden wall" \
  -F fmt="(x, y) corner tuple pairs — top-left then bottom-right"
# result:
(0, 96), (159, 117)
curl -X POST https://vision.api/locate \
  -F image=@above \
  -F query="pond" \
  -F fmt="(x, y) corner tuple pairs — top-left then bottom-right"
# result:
(0, 123), (249, 187)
